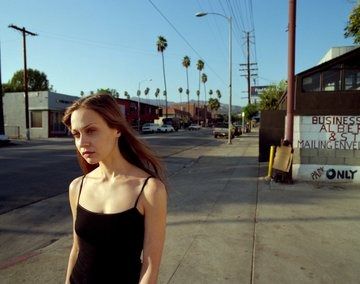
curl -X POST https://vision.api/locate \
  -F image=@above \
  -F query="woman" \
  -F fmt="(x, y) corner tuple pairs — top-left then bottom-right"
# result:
(62, 93), (167, 284)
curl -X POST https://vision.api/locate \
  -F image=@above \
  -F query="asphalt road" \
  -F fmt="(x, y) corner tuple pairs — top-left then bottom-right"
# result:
(0, 128), (219, 262)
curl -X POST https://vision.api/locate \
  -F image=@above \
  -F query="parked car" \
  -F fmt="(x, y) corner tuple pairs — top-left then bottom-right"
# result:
(233, 124), (242, 137)
(141, 123), (160, 133)
(0, 134), (10, 146)
(213, 123), (235, 138)
(157, 124), (175, 133)
(188, 124), (201, 131)
(162, 117), (180, 131)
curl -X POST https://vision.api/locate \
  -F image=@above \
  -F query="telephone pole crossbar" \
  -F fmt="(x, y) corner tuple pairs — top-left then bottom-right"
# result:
(239, 31), (258, 105)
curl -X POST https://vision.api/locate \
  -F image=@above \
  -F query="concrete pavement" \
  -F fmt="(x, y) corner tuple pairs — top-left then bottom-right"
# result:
(1, 130), (360, 283)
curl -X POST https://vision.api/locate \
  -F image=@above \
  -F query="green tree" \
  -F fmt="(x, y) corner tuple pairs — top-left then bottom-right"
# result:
(243, 103), (259, 121)
(182, 56), (191, 114)
(97, 88), (119, 98)
(124, 91), (130, 99)
(259, 80), (287, 110)
(344, 4), (360, 44)
(4, 69), (49, 92)
(209, 89), (213, 97)
(157, 36), (168, 117)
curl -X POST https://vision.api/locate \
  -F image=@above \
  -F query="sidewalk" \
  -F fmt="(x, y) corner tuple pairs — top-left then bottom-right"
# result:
(1, 130), (360, 283)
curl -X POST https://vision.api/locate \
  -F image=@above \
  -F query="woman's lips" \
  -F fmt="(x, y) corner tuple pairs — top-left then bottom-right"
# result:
(82, 151), (95, 158)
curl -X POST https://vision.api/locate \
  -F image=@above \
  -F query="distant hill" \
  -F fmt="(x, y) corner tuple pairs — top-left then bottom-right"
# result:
(130, 97), (242, 114)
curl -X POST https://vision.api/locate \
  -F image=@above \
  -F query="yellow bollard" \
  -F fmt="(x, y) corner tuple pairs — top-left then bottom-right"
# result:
(267, 145), (275, 178)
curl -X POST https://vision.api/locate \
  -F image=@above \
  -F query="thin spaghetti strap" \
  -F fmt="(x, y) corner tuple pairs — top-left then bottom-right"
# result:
(77, 175), (86, 205)
(134, 176), (152, 208)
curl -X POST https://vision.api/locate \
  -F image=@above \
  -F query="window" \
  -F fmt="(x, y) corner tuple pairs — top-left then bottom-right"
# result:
(322, 68), (341, 91)
(302, 73), (320, 92)
(344, 69), (360, 90)
(31, 111), (42, 128)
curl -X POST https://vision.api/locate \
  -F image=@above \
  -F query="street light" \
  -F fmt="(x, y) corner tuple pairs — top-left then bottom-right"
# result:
(137, 78), (152, 132)
(196, 12), (232, 144)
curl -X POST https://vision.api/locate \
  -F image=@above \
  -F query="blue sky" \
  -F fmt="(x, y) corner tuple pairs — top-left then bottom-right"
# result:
(1, 0), (356, 107)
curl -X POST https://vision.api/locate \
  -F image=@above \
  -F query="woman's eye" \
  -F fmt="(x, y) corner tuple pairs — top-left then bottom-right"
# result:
(87, 128), (95, 134)
(72, 132), (80, 138)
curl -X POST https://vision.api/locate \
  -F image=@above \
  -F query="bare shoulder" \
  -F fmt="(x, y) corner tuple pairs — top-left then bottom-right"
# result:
(68, 176), (84, 201)
(142, 177), (167, 205)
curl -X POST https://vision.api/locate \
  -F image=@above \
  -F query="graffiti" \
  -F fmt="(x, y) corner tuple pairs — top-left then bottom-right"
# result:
(311, 167), (324, 180)
(310, 167), (358, 180)
(326, 169), (358, 180)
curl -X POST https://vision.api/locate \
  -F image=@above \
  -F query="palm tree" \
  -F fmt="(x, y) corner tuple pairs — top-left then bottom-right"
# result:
(163, 90), (167, 108)
(178, 87), (183, 104)
(196, 60), (204, 125)
(154, 88), (160, 107)
(216, 89), (222, 101)
(208, 89), (213, 121)
(201, 73), (208, 124)
(208, 97), (221, 119)
(144, 87), (150, 104)
(182, 56), (191, 115)
(196, 89), (200, 124)
(124, 90), (130, 100)
(196, 59), (204, 96)
(156, 36), (168, 117)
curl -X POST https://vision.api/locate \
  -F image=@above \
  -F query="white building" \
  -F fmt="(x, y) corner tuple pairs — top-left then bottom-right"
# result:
(3, 91), (79, 139)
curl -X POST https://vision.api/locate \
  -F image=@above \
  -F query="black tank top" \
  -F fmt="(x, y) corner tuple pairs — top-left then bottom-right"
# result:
(70, 176), (152, 284)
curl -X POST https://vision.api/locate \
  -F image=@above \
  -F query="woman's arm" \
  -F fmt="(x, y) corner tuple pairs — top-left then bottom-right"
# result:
(139, 178), (167, 284)
(65, 178), (82, 284)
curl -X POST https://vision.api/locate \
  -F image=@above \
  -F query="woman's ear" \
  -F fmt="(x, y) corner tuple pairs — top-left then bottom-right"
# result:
(116, 130), (121, 137)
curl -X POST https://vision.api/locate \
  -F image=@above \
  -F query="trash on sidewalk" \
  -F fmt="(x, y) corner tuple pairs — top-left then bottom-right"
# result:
(272, 141), (293, 183)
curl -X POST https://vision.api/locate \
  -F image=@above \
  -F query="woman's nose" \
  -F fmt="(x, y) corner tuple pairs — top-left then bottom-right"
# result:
(79, 135), (90, 147)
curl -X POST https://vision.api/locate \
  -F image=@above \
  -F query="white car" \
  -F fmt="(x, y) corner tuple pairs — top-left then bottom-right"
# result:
(157, 125), (175, 133)
(141, 123), (160, 133)
(188, 124), (201, 131)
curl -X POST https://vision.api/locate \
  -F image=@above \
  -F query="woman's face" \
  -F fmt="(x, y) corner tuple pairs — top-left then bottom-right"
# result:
(70, 108), (120, 164)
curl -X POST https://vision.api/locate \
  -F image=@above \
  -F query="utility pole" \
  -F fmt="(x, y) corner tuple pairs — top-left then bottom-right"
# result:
(8, 24), (38, 140)
(239, 31), (257, 105)
(0, 43), (4, 135)
(285, 0), (296, 144)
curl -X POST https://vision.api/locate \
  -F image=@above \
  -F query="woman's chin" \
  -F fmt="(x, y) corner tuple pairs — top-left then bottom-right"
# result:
(84, 157), (99, 164)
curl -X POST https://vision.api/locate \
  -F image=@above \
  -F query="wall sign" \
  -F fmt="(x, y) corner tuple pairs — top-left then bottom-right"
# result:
(294, 116), (360, 150)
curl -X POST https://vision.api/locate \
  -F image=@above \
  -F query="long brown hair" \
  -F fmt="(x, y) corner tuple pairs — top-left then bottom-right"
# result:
(62, 93), (167, 185)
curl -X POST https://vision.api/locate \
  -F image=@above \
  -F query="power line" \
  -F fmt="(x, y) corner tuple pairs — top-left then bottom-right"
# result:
(147, 0), (226, 85)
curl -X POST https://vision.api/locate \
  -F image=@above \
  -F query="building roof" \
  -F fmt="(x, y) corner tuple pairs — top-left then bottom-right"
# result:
(296, 46), (360, 77)
(317, 46), (358, 65)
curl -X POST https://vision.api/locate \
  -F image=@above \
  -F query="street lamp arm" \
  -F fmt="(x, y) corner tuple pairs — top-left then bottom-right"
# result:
(195, 11), (230, 21)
